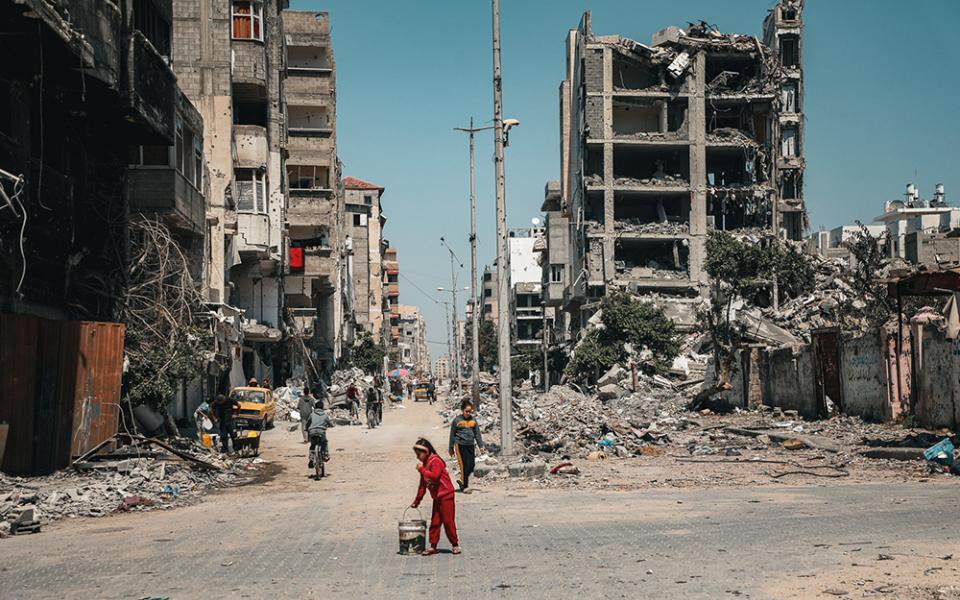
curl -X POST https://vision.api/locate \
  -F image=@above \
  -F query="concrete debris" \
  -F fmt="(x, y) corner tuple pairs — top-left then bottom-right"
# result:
(0, 438), (263, 535)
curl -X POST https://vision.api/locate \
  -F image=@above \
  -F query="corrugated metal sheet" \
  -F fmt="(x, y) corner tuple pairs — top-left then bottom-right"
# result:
(67, 321), (124, 458)
(0, 315), (40, 474)
(0, 314), (124, 475)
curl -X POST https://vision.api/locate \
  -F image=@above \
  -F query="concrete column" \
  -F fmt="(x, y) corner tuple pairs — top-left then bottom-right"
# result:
(687, 51), (707, 290)
(602, 47), (616, 283)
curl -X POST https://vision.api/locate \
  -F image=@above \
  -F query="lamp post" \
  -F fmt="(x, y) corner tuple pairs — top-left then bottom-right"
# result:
(541, 299), (549, 391)
(455, 116), (519, 406)
(491, 0), (521, 455)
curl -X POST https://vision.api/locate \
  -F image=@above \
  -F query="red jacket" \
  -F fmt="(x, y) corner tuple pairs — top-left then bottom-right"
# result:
(413, 453), (455, 505)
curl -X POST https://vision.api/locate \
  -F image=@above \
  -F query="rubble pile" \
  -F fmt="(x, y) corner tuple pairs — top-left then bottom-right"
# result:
(274, 368), (378, 424)
(0, 439), (261, 537)
(759, 255), (859, 342)
(617, 220), (688, 236)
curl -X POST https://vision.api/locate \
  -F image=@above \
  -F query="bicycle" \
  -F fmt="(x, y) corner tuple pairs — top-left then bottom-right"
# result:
(311, 435), (327, 479)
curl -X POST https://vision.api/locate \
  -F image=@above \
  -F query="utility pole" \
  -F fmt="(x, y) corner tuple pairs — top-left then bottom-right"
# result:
(454, 118), (483, 405)
(449, 251), (462, 395)
(541, 300), (549, 392)
(442, 301), (452, 386)
(492, 0), (513, 455)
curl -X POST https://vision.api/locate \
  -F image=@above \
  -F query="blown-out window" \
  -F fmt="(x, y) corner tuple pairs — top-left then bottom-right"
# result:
(236, 168), (267, 213)
(232, 1), (263, 41)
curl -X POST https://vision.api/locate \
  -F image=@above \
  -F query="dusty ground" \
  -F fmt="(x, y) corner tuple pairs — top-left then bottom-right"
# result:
(0, 398), (958, 599)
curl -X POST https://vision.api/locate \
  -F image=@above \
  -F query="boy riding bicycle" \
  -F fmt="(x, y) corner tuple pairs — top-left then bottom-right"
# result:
(306, 400), (332, 468)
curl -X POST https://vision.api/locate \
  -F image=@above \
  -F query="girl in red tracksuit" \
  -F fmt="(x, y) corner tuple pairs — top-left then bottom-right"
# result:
(410, 437), (461, 556)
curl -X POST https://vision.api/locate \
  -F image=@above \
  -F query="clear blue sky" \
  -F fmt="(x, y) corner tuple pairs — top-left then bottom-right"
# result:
(292, 0), (960, 361)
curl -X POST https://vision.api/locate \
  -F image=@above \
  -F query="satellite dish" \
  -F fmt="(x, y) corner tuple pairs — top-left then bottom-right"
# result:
(531, 217), (542, 226)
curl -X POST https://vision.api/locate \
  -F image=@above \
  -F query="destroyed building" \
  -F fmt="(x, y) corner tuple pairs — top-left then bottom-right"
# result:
(0, 0), (192, 472)
(383, 246), (400, 347)
(281, 9), (347, 374)
(396, 304), (429, 375)
(343, 177), (387, 343)
(556, 2), (806, 337)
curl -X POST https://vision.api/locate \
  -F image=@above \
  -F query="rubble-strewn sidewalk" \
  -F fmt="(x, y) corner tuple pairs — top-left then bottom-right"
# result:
(445, 371), (956, 492)
(0, 439), (263, 538)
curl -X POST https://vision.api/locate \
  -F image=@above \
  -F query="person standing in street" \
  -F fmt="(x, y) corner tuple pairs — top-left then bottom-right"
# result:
(449, 400), (485, 493)
(297, 387), (314, 443)
(211, 393), (240, 454)
(410, 438), (461, 556)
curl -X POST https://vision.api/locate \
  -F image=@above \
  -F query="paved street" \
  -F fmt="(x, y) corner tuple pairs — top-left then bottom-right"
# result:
(1, 400), (959, 600)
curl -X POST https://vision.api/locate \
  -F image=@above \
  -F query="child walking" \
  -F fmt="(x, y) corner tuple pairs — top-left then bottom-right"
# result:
(410, 437), (461, 556)
(449, 400), (485, 493)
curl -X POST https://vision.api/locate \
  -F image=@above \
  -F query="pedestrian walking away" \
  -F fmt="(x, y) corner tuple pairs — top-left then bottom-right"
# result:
(210, 393), (240, 454)
(365, 385), (381, 428)
(345, 382), (360, 419)
(449, 399), (485, 493)
(410, 437), (460, 556)
(306, 400), (333, 468)
(297, 387), (314, 443)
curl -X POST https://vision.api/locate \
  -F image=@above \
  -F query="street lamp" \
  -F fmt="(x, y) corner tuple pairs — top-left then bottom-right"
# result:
(492, 0), (515, 454)
(454, 116), (520, 406)
(439, 237), (467, 396)
(438, 285), (470, 395)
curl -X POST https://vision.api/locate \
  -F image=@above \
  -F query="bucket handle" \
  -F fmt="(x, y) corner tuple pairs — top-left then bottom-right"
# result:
(402, 507), (423, 521)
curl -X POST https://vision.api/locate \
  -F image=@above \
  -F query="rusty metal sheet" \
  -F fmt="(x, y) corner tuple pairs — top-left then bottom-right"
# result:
(66, 321), (125, 459)
(0, 314), (40, 475)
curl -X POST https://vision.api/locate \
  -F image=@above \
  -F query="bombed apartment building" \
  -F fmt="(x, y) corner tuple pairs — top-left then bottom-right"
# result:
(558, 1), (805, 333)
(0, 0), (195, 472)
(343, 177), (387, 343)
(282, 9), (346, 376)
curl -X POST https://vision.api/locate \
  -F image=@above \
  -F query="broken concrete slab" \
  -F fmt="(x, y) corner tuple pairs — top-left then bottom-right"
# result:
(725, 427), (841, 453)
(472, 464), (506, 479)
(597, 383), (628, 400)
(597, 365), (627, 388)
(507, 460), (547, 478)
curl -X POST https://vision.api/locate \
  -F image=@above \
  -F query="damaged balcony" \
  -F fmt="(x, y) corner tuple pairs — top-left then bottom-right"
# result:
(286, 44), (332, 74)
(614, 239), (691, 287)
(614, 191), (690, 237)
(612, 97), (688, 142)
(122, 30), (177, 144)
(287, 104), (332, 135)
(287, 192), (336, 228)
(612, 145), (689, 190)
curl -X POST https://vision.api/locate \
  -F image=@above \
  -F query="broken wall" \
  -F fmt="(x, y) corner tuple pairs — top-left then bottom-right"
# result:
(839, 330), (887, 422)
(915, 325), (960, 430)
(761, 346), (817, 418)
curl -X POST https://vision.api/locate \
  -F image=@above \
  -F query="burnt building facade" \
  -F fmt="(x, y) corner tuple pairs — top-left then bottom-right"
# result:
(0, 0), (181, 320)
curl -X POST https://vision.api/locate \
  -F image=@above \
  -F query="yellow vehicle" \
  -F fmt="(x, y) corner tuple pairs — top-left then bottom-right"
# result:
(230, 386), (276, 430)
(414, 382), (431, 402)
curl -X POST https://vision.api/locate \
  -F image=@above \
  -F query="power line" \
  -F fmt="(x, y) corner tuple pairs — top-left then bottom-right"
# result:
(399, 272), (439, 304)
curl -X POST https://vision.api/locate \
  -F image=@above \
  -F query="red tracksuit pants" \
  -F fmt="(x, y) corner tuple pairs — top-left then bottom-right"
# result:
(429, 496), (459, 548)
